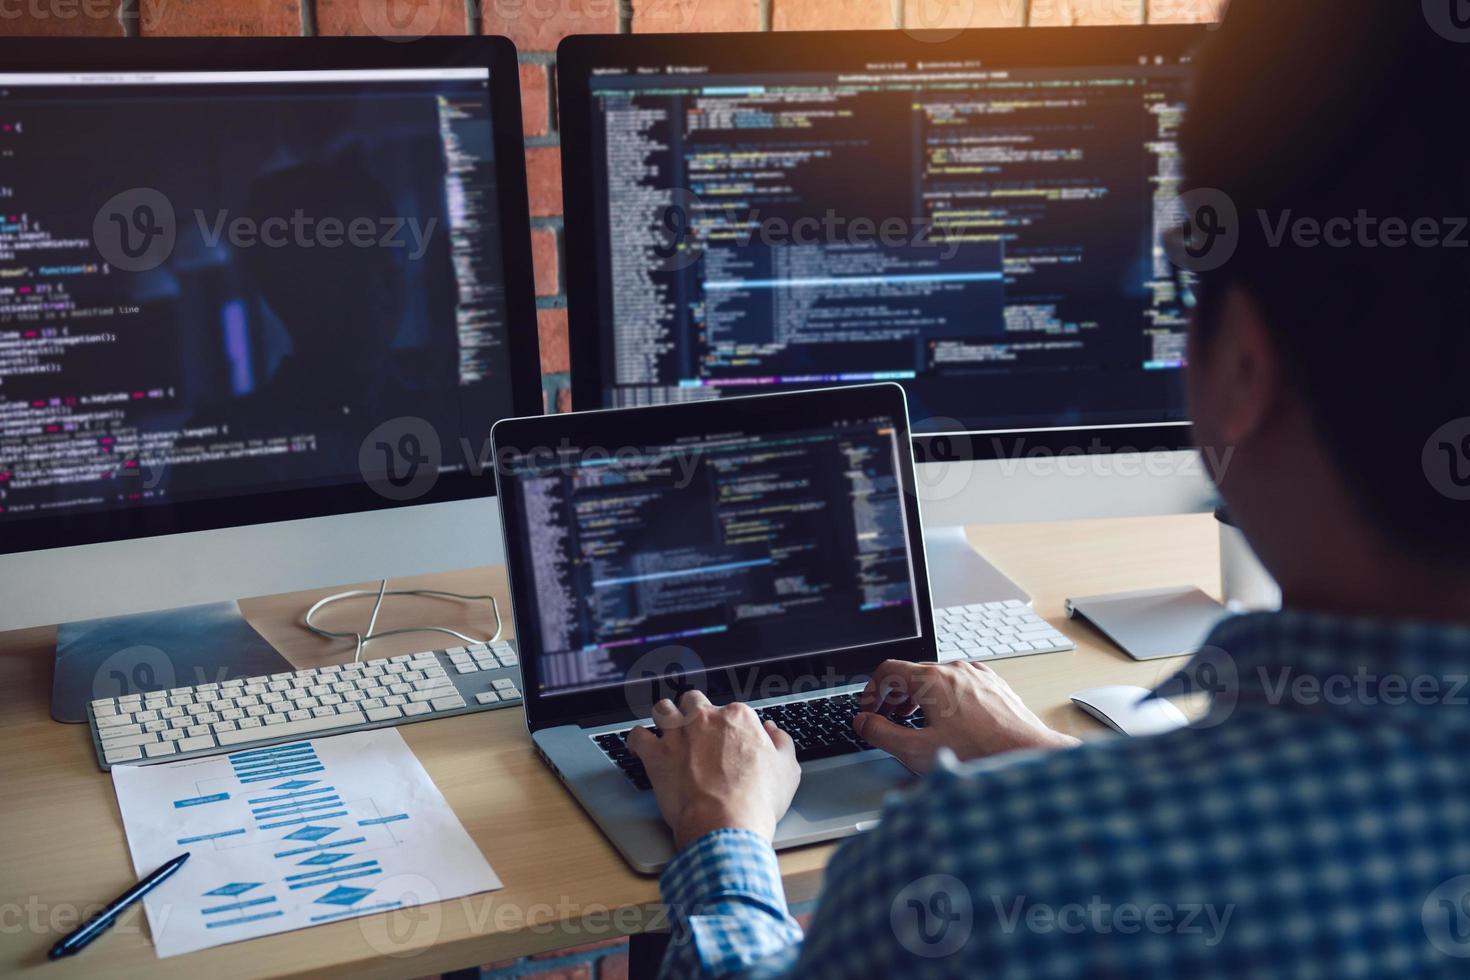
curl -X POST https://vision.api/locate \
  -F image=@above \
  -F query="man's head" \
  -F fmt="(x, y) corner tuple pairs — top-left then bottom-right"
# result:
(240, 162), (407, 376)
(1182, 0), (1470, 609)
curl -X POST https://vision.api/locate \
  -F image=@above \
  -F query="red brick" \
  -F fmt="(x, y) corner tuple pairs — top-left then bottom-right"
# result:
(633, 0), (760, 34)
(531, 227), (560, 296)
(523, 966), (592, 980)
(555, 384), (573, 413)
(774, 0), (892, 30)
(1029, 0), (1142, 25)
(520, 61), (551, 137)
(141, 0), (302, 35)
(1147, 0), (1225, 24)
(526, 146), (563, 218)
(482, 0), (618, 54)
(316, 0), (468, 37)
(902, 0), (1023, 34)
(538, 307), (570, 374)
(598, 950), (629, 980)
(0, 0), (125, 35)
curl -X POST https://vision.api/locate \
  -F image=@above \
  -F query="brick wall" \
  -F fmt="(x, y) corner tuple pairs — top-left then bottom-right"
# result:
(1, 0), (1224, 418)
(0, 3), (1218, 971)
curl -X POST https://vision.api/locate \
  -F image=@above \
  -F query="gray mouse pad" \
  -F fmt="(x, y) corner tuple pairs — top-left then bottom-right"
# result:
(1065, 586), (1228, 661)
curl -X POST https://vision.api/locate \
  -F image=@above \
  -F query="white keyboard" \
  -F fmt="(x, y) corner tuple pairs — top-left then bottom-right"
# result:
(86, 641), (522, 770)
(935, 601), (1075, 662)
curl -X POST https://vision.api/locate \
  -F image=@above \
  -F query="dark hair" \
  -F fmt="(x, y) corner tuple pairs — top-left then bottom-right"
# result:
(1182, 0), (1470, 565)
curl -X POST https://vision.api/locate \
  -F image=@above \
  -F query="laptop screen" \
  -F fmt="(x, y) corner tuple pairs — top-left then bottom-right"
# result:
(496, 400), (924, 699)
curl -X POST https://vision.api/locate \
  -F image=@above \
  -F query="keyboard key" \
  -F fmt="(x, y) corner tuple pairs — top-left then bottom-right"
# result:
(144, 741), (177, 758)
(366, 705), (403, 722)
(101, 731), (158, 749)
(216, 710), (368, 745)
(178, 735), (216, 752)
(403, 702), (431, 716)
(431, 695), (466, 711)
(475, 691), (500, 705)
(104, 745), (143, 764)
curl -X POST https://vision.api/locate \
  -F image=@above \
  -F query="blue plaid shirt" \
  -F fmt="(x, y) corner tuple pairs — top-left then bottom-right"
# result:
(658, 610), (1470, 978)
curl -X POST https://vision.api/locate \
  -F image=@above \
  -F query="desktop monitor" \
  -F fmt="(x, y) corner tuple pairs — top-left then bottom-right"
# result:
(556, 27), (1219, 604)
(0, 38), (542, 631)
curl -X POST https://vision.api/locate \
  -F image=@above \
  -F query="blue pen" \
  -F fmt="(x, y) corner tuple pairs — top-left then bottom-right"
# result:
(48, 853), (190, 959)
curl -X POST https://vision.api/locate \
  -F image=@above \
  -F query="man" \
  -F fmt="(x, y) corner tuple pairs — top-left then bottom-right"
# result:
(628, 2), (1470, 976)
(171, 160), (456, 499)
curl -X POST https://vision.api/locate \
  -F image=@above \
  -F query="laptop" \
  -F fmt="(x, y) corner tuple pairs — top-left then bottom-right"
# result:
(491, 383), (938, 873)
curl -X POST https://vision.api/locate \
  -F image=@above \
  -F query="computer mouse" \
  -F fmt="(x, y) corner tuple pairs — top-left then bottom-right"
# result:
(1070, 685), (1189, 737)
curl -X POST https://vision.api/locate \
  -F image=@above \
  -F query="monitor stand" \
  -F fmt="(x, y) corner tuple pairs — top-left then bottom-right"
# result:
(49, 600), (292, 724)
(922, 525), (1032, 609)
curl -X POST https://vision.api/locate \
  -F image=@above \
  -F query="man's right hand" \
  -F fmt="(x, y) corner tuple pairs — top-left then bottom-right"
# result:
(854, 660), (1080, 774)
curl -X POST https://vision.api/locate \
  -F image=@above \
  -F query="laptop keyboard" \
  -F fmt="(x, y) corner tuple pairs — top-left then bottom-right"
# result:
(592, 691), (926, 790)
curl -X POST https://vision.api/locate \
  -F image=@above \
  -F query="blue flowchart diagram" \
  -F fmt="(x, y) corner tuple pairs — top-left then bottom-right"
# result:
(111, 727), (502, 958)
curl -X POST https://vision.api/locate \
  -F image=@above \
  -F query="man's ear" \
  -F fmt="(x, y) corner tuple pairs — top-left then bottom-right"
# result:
(1195, 285), (1285, 447)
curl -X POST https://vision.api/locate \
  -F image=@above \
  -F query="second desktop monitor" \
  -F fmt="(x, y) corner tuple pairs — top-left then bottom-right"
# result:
(558, 27), (1207, 440)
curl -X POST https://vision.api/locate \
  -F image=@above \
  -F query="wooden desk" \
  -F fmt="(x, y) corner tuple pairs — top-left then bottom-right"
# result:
(0, 513), (1219, 979)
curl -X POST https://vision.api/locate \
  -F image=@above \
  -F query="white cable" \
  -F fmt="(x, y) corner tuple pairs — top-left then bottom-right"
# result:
(303, 580), (504, 663)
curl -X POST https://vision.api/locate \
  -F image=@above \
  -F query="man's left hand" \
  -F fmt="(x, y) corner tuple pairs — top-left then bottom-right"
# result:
(628, 691), (801, 849)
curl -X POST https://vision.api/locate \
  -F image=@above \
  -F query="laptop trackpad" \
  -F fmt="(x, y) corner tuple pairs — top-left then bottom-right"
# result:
(793, 755), (913, 823)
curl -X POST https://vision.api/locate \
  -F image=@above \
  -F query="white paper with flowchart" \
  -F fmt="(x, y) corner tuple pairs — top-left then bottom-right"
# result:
(111, 726), (501, 957)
